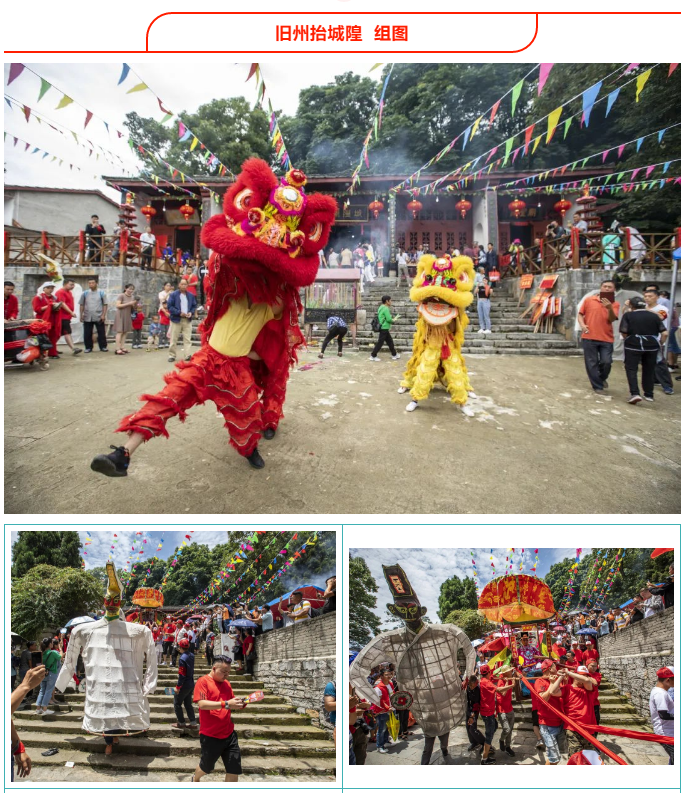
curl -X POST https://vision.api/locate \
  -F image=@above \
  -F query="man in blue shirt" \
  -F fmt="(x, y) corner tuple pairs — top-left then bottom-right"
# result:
(318, 315), (348, 358)
(174, 638), (197, 729)
(167, 279), (197, 363)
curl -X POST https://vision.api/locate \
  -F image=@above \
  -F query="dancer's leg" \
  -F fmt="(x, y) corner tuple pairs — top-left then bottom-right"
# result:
(409, 347), (441, 403)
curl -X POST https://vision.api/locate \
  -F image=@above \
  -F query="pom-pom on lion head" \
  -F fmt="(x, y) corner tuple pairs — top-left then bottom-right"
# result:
(201, 158), (337, 288)
(409, 254), (475, 326)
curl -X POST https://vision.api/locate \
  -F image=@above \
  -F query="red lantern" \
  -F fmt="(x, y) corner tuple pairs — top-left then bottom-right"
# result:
(407, 199), (423, 219)
(455, 198), (472, 219)
(508, 198), (527, 218)
(368, 199), (385, 219)
(179, 202), (194, 221)
(140, 203), (156, 221)
(553, 199), (572, 217)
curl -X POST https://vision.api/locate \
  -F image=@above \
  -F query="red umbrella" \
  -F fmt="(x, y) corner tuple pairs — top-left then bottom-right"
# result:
(651, 548), (673, 559)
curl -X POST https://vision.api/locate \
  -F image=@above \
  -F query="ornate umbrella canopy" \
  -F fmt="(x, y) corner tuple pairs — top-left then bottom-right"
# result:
(132, 588), (164, 609)
(478, 574), (555, 624)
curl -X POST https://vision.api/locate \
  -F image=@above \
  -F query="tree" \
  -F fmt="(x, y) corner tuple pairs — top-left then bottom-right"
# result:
(349, 554), (381, 645)
(12, 531), (83, 578)
(123, 98), (274, 178)
(443, 608), (497, 641)
(11, 564), (103, 640)
(438, 574), (478, 621)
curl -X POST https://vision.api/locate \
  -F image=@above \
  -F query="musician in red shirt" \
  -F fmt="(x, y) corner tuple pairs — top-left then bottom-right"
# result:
(582, 640), (599, 666)
(32, 283), (61, 357)
(571, 641), (584, 666)
(495, 669), (516, 757)
(479, 664), (513, 764)
(532, 659), (566, 765)
(551, 665), (598, 756)
(586, 659), (602, 732)
(54, 280), (82, 355)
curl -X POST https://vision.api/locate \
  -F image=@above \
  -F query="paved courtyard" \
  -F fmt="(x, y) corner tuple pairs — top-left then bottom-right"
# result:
(4, 346), (680, 514)
(361, 707), (669, 766)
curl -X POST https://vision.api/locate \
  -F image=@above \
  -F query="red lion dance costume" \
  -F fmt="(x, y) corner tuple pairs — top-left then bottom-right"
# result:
(91, 159), (336, 475)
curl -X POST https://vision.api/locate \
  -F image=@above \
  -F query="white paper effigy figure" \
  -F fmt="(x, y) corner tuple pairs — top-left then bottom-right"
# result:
(349, 564), (476, 764)
(55, 562), (158, 745)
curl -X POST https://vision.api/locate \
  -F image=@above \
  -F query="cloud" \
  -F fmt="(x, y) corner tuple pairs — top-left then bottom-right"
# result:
(350, 547), (593, 623)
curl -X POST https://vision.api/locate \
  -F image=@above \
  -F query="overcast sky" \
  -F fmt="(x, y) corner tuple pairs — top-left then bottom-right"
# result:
(350, 547), (592, 624)
(4, 62), (376, 198)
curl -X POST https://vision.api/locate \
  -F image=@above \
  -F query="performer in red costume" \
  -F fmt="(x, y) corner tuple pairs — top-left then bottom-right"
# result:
(91, 158), (336, 474)
(32, 282), (62, 358)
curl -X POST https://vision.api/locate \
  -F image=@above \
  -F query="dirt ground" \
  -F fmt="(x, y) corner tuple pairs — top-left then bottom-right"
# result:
(4, 347), (680, 515)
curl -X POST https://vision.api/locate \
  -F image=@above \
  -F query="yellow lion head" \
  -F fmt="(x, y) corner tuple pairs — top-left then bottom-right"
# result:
(409, 254), (475, 326)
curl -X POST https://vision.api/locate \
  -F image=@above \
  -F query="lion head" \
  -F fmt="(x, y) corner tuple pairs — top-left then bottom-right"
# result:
(409, 254), (475, 326)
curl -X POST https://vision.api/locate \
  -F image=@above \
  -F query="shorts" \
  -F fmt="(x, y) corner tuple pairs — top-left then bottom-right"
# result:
(482, 714), (497, 745)
(531, 709), (539, 726)
(61, 319), (72, 335)
(199, 730), (242, 775)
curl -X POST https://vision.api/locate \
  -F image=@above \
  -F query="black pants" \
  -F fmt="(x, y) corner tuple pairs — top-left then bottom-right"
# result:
(466, 713), (485, 748)
(141, 247), (153, 270)
(594, 704), (600, 733)
(624, 348), (657, 397)
(420, 731), (449, 765)
(87, 244), (102, 265)
(372, 329), (396, 357)
(351, 726), (368, 765)
(662, 743), (674, 765)
(321, 325), (347, 354)
(654, 356), (674, 392)
(83, 320), (107, 352)
(174, 687), (196, 724)
(162, 641), (174, 658)
(398, 709), (409, 734)
(206, 647), (214, 666)
(245, 656), (254, 675)
(582, 339), (613, 390)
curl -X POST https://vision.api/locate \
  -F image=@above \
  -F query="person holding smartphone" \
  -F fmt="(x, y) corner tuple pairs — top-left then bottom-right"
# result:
(577, 279), (620, 393)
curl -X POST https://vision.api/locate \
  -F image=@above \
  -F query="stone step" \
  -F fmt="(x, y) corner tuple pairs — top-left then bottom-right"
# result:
(21, 732), (335, 758)
(511, 711), (648, 727)
(461, 347), (582, 356)
(19, 700), (295, 715)
(15, 710), (312, 726)
(24, 746), (335, 776)
(16, 719), (329, 741)
(58, 692), (287, 706)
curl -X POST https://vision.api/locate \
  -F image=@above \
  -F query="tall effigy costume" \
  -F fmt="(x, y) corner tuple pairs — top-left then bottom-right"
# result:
(55, 562), (158, 739)
(349, 564), (476, 764)
(92, 158), (336, 473)
(399, 254), (477, 415)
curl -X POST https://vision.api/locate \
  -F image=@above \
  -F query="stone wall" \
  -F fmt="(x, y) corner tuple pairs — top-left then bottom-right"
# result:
(254, 613), (336, 731)
(598, 607), (674, 721)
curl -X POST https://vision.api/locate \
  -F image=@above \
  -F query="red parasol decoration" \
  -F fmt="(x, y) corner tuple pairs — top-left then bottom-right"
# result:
(478, 574), (555, 624)
(650, 548), (673, 558)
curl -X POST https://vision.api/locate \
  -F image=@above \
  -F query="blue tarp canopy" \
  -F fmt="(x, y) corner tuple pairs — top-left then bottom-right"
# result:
(265, 584), (325, 607)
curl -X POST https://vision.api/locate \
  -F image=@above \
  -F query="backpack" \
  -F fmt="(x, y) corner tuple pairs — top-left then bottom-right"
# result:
(371, 315), (381, 332)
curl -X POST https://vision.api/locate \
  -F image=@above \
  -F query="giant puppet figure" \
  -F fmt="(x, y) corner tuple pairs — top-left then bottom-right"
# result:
(55, 562), (158, 750)
(398, 254), (477, 415)
(91, 159), (337, 476)
(349, 564), (476, 765)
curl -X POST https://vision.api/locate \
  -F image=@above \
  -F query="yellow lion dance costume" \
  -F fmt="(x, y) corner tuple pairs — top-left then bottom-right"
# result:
(399, 254), (477, 415)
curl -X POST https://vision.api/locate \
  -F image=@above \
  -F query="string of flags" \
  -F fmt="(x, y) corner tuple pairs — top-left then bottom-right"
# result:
(243, 532), (321, 605)
(592, 549), (625, 609)
(3, 131), (104, 177)
(117, 63), (234, 177)
(160, 532), (196, 588)
(560, 548), (582, 611)
(389, 63), (546, 193)
(245, 64), (292, 171)
(139, 535), (166, 586)
(411, 62), (676, 197)
(493, 125), (681, 191)
(349, 64), (395, 193)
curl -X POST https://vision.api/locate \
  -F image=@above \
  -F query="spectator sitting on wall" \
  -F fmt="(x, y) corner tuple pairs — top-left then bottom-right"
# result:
(322, 576), (336, 614)
(649, 667), (674, 765)
(280, 591), (311, 625)
(639, 586), (665, 618)
(647, 564), (674, 609)
(624, 596), (645, 627)
(248, 606), (273, 634)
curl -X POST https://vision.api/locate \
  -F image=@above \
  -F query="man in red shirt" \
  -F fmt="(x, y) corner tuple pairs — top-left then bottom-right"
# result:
(184, 264), (199, 298)
(552, 665), (598, 756)
(532, 659), (566, 765)
(370, 669), (393, 754)
(551, 640), (566, 659)
(4, 281), (19, 322)
(32, 283), (62, 357)
(586, 659), (602, 732)
(54, 280), (82, 355)
(478, 664), (512, 765)
(577, 279), (620, 393)
(495, 669), (516, 757)
(162, 616), (177, 667)
(571, 641), (584, 666)
(192, 655), (247, 782)
(582, 640), (599, 666)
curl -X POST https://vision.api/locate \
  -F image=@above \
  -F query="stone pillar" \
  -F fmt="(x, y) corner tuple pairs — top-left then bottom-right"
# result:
(485, 188), (500, 248)
(387, 191), (396, 277)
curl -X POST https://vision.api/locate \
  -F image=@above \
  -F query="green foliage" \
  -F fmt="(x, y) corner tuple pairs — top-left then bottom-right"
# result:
(438, 574), (479, 621)
(443, 608), (496, 640)
(12, 531), (83, 578)
(123, 97), (274, 177)
(11, 564), (103, 640)
(349, 554), (382, 645)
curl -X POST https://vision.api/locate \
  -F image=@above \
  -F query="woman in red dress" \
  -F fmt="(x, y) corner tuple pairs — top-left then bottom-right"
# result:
(32, 283), (62, 357)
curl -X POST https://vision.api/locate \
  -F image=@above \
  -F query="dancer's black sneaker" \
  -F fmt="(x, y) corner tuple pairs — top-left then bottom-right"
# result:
(263, 428), (276, 440)
(246, 448), (265, 469)
(91, 445), (130, 477)
(480, 757), (496, 765)
(504, 747), (515, 757)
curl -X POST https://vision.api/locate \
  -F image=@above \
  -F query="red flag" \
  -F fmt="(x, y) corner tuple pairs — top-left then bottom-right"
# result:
(488, 100), (500, 128)
(246, 63), (259, 82)
(8, 63), (25, 85)
(84, 110), (93, 128)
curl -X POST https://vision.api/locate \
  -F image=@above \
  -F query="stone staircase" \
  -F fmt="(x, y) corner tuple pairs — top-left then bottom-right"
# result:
(315, 278), (580, 356)
(14, 655), (335, 779)
(511, 675), (651, 732)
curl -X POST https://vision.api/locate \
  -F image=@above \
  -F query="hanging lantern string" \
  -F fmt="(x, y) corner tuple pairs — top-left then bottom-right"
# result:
(389, 62), (543, 193)
(415, 62), (652, 196)
(492, 128), (682, 191)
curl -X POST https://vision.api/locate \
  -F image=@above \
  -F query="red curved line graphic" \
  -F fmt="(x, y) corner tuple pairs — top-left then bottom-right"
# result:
(145, 11), (538, 54)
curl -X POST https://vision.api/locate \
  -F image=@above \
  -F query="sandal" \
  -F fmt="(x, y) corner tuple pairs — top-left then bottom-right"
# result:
(115, 349), (126, 355)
